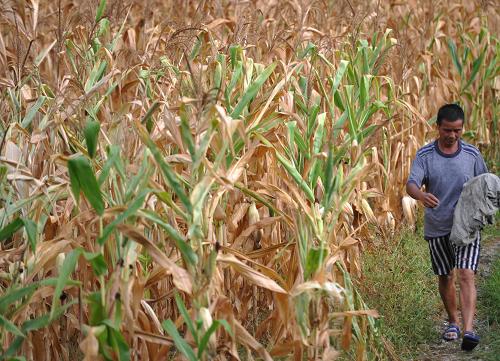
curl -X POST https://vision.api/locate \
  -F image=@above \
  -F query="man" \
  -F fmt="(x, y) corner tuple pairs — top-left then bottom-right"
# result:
(406, 103), (488, 351)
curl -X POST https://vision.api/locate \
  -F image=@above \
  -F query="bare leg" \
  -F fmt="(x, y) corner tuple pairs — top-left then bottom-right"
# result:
(457, 269), (476, 332)
(438, 271), (459, 326)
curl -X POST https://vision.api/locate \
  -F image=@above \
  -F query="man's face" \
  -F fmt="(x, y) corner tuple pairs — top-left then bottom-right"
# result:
(437, 118), (463, 147)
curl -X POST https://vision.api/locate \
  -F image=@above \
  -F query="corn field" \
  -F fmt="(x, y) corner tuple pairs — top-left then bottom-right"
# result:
(0, 0), (498, 360)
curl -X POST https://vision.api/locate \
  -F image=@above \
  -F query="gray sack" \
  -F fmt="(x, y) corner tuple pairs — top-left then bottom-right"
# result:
(450, 173), (500, 246)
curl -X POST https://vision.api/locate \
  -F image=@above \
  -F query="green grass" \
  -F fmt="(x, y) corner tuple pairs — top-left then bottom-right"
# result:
(358, 222), (441, 359)
(358, 214), (500, 360)
(477, 257), (500, 359)
(476, 216), (500, 360)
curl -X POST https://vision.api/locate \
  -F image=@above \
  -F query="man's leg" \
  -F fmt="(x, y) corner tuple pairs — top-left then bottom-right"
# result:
(438, 271), (459, 326)
(454, 232), (481, 333)
(428, 236), (460, 339)
(457, 269), (476, 332)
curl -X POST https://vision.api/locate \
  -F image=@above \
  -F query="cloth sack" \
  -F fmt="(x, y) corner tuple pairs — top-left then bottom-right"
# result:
(450, 173), (500, 246)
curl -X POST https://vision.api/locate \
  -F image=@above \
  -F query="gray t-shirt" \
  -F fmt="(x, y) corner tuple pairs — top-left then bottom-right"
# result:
(407, 139), (488, 239)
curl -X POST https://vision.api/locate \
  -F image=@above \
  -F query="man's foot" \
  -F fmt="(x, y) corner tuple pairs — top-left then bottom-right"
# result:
(461, 331), (480, 351)
(442, 323), (460, 341)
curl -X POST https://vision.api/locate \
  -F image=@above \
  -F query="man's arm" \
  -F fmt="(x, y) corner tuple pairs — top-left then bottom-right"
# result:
(406, 182), (439, 208)
(474, 153), (488, 176)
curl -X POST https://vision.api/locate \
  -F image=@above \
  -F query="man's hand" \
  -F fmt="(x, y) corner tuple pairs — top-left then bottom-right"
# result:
(406, 182), (440, 208)
(418, 192), (440, 208)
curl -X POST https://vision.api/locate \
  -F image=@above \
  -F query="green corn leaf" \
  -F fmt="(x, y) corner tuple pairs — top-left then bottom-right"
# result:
(88, 292), (106, 326)
(299, 42), (317, 59)
(190, 36), (202, 60)
(359, 75), (371, 108)
(102, 320), (130, 361)
(0, 283), (38, 314)
(304, 247), (328, 280)
(21, 96), (46, 129)
(179, 104), (196, 157)
(447, 39), (462, 75)
(230, 62), (276, 118)
(97, 18), (110, 37)
(307, 104), (320, 139)
(162, 319), (197, 361)
(84, 61), (108, 93)
(98, 145), (121, 185)
(295, 293), (311, 338)
(84, 118), (100, 158)
(7, 88), (20, 113)
(154, 191), (189, 220)
(462, 47), (487, 91)
(142, 101), (159, 133)
(83, 251), (108, 276)
(3, 302), (75, 359)
(323, 147), (335, 205)
(68, 156), (104, 216)
(229, 45), (241, 68)
(6, 357), (26, 361)
(193, 120), (217, 173)
(141, 135), (192, 215)
(234, 182), (282, 217)
(274, 150), (315, 202)
(293, 130), (309, 157)
(313, 70), (334, 126)
(333, 90), (345, 112)
(197, 320), (220, 357)
(0, 164), (7, 183)
(139, 209), (197, 266)
(298, 75), (308, 100)
(174, 293), (197, 343)
(26, 302), (76, 332)
(0, 218), (24, 242)
(360, 124), (378, 139)
(0, 313), (25, 337)
(214, 61), (222, 90)
(308, 160), (322, 191)
(95, 0), (106, 22)
(21, 218), (37, 252)
(190, 176), (215, 237)
(312, 113), (326, 154)
(98, 188), (148, 245)
(50, 249), (81, 320)
(286, 121), (297, 162)
(225, 60), (242, 111)
(462, 47), (470, 67)
(124, 152), (150, 201)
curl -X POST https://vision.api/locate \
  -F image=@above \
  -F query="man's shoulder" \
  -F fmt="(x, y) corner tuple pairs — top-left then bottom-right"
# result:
(415, 141), (436, 158)
(460, 140), (482, 158)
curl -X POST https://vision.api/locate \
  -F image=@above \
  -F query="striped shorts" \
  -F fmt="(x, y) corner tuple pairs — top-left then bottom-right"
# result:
(427, 232), (481, 276)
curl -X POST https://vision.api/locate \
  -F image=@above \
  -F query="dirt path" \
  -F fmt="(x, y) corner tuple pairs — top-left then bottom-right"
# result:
(416, 234), (500, 361)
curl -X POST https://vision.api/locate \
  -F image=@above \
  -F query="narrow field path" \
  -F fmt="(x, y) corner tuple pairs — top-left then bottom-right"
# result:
(416, 233), (500, 361)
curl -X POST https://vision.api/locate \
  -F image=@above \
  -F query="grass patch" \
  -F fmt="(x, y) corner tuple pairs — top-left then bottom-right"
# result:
(476, 216), (500, 360)
(477, 256), (500, 359)
(358, 223), (441, 359)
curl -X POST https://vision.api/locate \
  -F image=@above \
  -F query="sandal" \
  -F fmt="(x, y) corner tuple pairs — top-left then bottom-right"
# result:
(461, 331), (480, 351)
(442, 323), (460, 341)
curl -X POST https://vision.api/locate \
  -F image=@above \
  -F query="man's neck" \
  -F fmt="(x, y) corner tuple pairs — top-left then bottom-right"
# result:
(437, 139), (459, 154)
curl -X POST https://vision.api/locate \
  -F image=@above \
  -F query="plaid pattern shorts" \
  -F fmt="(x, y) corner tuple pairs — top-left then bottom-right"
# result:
(427, 232), (481, 276)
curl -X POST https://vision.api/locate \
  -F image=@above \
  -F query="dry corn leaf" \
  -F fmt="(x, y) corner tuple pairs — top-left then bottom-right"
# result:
(217, 253), (287, 294)
(117, 224), (192, 294)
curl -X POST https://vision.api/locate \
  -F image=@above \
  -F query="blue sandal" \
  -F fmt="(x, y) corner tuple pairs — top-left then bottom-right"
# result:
(442, 323), (460, 341)
(461, 331), (480, 351)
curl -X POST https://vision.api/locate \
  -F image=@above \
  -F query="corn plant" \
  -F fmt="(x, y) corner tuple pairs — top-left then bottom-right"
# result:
(0, 1), (497, 360)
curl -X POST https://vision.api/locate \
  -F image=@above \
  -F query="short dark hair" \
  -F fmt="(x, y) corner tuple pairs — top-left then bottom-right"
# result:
(437, 103), (464, 125)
